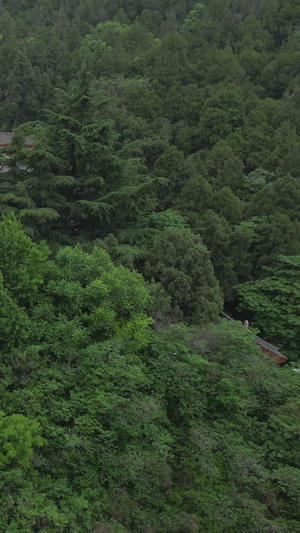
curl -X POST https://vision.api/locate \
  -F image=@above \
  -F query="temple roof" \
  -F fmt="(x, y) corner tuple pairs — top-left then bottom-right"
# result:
(220, 311), (288, 363)
(0, 132), (13, 146)
(0, 132), (33, 147)
(254, 335), (287, 360)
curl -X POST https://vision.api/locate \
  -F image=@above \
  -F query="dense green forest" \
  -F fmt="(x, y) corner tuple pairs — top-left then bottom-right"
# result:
(1, 0), (300, 531)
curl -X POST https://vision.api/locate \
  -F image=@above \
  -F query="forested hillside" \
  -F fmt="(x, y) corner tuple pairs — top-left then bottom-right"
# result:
(1, 0), (300, 531)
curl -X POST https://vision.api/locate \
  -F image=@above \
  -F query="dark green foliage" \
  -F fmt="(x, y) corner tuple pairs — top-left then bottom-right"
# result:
(196, 210), (237, 299)
(211, 186), (243, 224)
(2, 1), (300, 531)
(0, 69), (165, 242)
(236, 255), (300, 358)
(143, 228), (223, 324)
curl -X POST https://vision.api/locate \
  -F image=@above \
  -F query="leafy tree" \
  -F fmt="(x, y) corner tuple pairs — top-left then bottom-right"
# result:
(1, 69), (165, 242)
(0, 213), (49, 354)
(0, 273), (30, 353)
(183, 3), (206, 32)
(2, 3), (300, 530)
(197, 210), (237, 299)
(204, 139), (235, 178)
(198, 85), (245, 147)
(228, 222), (254, 283)
(242, 167), (276, 199)
(0, 125), (74, 240)
(0, 213), (49, 305)
(153, 145), (185, 205)
(0, 411), (43, 469)
(217, 156), (245, 193)
(2, 219), (300, 531)
(0, 222), (162, 532)
(143, 228), (223, 324)
(236, 255), (300, 357)
(175, 174), (213, 216)
(243, 214), (300, 275)
(211, 186), (243, 225)
(147, 319), (300, 532)
(1, 51), (49, 128)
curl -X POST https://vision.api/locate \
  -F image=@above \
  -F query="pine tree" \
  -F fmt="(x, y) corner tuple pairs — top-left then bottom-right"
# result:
(0, 66), (165, 243)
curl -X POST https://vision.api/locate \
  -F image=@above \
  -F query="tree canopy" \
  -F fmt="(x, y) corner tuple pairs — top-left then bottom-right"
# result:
(0, 215), (300, 532)
(1, 0), (300, 530)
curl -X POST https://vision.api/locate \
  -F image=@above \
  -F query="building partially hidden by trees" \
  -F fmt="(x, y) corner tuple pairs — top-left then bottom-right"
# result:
(0, 132), (33, 147)
(220, 311), (288, 364)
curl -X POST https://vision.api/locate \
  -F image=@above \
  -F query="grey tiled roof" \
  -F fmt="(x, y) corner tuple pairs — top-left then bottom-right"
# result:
(0, 132), (33, 146)
(219, 311), (288, 362)
(254, 335), (288, 360)
(0, 132), (13, 145)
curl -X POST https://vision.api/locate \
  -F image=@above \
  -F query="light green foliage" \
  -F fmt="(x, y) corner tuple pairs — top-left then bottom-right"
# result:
(183, 3), (206, 31)
(0, 214), (49, 353)
(146, 209), (187, 232)
(243, 168), (276, 198)
(92, 21), (128, 40)
(33, 245), (153, 356)
(0, 224), (160, 531)
(0, 411), (43, 468)
(0, 213), (49, 304)
(1, 221), (300, 531)
(147, 320), (300, 531)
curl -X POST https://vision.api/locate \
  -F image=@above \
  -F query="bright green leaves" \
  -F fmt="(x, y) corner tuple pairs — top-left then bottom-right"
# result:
(18, 245), (153, 367)
(0, 219), (158, 530)
(2, 214), (300, 532)
(0, 214), (49, 355)
(184, 3), (206, 29)
(0, 215), (153, 364)
(0, 411), (43, 469)
(47, 246), (152, 346)
(2, 1), (300, 530)
(0, 213), (49, 305)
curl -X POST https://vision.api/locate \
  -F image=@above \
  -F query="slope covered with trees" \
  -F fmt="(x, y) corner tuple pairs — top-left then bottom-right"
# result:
(1, 0), (300, 531)
(1, 214), (300, 533)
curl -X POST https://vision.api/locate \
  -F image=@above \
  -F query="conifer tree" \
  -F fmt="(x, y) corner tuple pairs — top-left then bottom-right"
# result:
(0, 66), (164, 242)
(143, 227), (223, 324)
